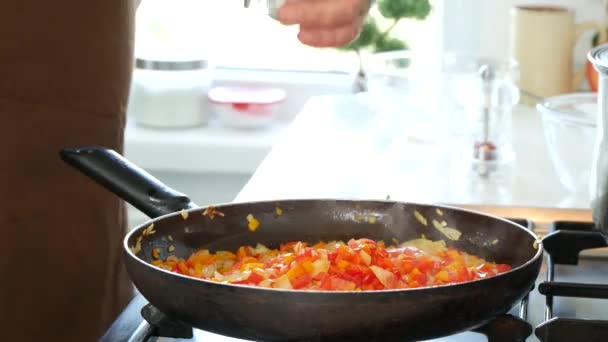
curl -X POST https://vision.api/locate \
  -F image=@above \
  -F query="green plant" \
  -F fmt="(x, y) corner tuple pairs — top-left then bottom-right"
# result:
(339, 0), (432, 70)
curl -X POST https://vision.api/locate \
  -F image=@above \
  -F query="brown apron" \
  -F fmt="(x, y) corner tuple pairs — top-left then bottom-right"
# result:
(0, 1), (135, 341)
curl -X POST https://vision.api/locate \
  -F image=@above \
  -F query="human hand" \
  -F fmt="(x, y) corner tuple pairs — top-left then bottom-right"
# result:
(277, 0), (372, 48)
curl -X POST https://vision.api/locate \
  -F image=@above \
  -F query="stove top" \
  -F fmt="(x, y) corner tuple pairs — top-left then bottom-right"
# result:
(102, 218), (608, 342)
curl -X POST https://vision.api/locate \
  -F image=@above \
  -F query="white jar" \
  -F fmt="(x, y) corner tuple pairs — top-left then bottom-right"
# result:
(129, 59), (212, 128)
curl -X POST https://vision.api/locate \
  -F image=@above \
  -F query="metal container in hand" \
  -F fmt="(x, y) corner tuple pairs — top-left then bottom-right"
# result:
(243, 0), (287, 20)
(587, 44), (608, 236)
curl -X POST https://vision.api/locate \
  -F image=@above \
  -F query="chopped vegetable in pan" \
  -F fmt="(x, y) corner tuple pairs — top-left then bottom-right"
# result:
(151, 238), (511, 291)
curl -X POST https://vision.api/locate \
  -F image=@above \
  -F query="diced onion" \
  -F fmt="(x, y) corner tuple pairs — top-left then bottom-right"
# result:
(359, 250), (372, 265)
(414, 210), (428, 226)
(310, 259), (329, 277)
(432, 220), (462, 241)
(273, 275), (293, 289)
(370, 266), (401, 289)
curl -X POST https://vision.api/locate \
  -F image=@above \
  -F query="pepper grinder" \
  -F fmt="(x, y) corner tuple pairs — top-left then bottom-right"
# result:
(474, 64), (498, 178)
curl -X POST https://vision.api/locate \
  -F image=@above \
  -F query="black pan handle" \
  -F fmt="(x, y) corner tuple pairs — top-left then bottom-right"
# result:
(60, 146), (198, 219)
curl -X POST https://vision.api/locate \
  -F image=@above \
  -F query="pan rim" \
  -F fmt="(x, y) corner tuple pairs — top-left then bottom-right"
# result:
(124, 198), (543, 295)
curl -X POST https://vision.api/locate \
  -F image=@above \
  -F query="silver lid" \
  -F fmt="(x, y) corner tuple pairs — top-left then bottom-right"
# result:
(135, 58), (208, 71)
(588, 44), (608, 75)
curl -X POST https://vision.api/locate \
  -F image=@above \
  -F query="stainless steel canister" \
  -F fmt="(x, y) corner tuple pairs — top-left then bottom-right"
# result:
(243, 0), (286, 20)
(587, 44), (608, 236)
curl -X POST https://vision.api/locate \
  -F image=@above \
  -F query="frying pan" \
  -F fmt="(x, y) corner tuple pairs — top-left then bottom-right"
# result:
(60, 146), (543, 341)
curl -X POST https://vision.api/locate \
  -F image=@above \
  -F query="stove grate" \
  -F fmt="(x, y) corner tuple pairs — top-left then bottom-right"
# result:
(535, 221), (608, 342)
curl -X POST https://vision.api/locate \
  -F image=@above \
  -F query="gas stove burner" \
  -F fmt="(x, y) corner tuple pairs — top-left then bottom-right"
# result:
(535, 318), (608, 342)
(135, 308), (534, 342)
(538, 281), (608, 299)
(535, 221), (608, 342)
(541, 221), (607, 265)
(141, 304), (193, 339)
(473, 314), (532, 342)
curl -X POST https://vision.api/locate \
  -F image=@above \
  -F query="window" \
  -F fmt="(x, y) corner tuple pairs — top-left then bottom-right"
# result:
(134, 0), (443, 73)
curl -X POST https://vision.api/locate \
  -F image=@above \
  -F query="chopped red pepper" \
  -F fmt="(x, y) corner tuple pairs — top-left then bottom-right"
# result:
(154, 238), (512, 291)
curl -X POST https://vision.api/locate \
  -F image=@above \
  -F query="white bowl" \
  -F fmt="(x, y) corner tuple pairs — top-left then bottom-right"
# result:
(537, 93), (597, 193)
(208, 87), (286, 129)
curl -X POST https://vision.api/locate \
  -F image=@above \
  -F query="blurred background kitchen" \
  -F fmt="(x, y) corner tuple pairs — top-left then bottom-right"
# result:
(126, 0), (608, 227)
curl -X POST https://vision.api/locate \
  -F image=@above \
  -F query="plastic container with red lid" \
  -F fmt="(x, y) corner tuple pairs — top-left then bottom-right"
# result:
(208, 86), (286, 129)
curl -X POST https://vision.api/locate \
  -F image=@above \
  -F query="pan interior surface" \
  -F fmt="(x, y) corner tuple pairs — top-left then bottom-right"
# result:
(127, 199), (540, 277)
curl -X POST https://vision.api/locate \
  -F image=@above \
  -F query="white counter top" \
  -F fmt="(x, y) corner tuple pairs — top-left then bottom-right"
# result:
(235, 94), (590, 209)
(124, 119), (288, 174)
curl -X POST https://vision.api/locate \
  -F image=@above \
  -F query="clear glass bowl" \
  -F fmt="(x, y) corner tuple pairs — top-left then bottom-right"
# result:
(537, 93), (597, 193)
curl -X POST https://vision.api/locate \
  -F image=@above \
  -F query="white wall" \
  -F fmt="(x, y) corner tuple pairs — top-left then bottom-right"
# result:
(443, 0), (606, 68)
(441, 0), (481, 55)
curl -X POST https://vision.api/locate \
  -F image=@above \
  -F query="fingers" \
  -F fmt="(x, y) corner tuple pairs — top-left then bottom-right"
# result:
(276, 0), (370, 48)
(278, 0), (368, 28)
(297, 19), (363, 47)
